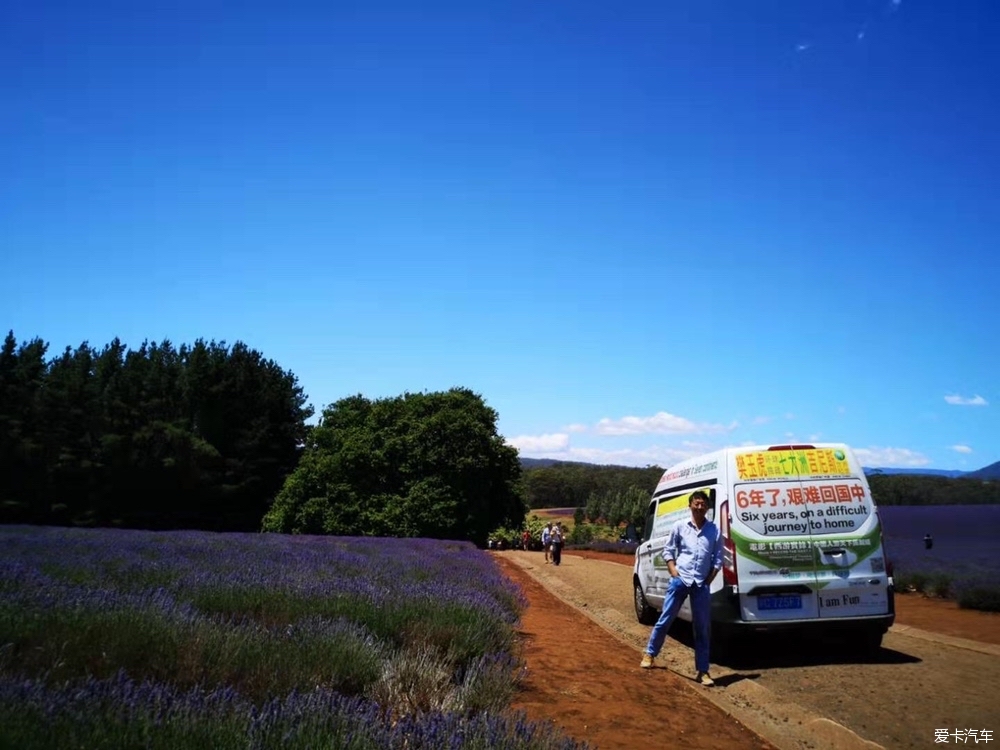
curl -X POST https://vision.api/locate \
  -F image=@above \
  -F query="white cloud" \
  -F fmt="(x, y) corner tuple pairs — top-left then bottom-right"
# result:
(796, 42), (811, 52)
(506, 433), (570, 453)
(784, 413), (795, 420)
(951, 445), (973, 454)
(563, 423), (588, 434)
(505, 430), (720, 468)
(944, 394), (988, 406)
(752, 416), (771, 425)
(596, 412), (695, 435)
(594, 411), (734, 436)
(837, 406), (846, 415)
(808, 434), (822, 442)
(853, 446), (930, 468)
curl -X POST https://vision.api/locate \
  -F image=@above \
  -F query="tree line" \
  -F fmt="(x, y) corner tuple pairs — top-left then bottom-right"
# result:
(0, 331), (312, 531)
(867, 472), (1000, 505)
(520, 462), (663, 509)
(3, 329), (996, 539)
(519, 462), (1000, 515)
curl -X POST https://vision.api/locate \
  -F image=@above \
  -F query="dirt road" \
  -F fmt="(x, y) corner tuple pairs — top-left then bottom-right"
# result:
(502, 550), (1000, 750)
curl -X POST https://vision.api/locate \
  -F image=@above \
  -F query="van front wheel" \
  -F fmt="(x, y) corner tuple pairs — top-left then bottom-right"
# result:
(634, 581), (658, 625)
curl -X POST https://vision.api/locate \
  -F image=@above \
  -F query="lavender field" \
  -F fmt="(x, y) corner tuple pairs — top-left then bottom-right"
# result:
(0, 526), (586, 749)
(879, 505), (1000, 610)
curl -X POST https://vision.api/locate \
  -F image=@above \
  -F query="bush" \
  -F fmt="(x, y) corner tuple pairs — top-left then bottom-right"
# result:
(956, 587), (1000, 612)
(925, 572), (953, 599)
(895, 570), (930, 593)
(567, 523), (595, 545)
(952, 574), (1000, 612)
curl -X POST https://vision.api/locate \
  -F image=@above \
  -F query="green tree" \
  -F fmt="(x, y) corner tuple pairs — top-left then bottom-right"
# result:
(262, 388), (524, 544)
(0, 333), (48, 521)
(522, 462), (661, 509)
(582, 485), (649, 532)
(0, 332), (312, 531)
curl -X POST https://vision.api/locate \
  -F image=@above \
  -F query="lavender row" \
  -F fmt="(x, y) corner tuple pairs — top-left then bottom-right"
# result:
(0, 526), (523, 616)
(878, 507), (1000, 610)
(0, 526), (537, 715)
(0, 670), (587, 750)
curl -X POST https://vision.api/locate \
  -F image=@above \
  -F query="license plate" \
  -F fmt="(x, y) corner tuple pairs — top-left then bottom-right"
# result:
(758, 594), (802, 610)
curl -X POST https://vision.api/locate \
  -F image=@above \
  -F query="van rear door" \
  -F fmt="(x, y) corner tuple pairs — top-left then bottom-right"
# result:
(728, 446), (890, 624)
(809, 477), (891, 621)
(730, 488), (821, 621)
(729, 447), (833, 622)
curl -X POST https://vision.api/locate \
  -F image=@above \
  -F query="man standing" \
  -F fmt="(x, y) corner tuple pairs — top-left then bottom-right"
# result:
(551, 522), (564, 566)
(541, 523), (552, 563)
(639, 490), (722, 686)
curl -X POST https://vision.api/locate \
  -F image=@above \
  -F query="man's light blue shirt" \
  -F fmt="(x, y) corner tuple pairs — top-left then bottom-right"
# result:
(665, 518), (723, 586)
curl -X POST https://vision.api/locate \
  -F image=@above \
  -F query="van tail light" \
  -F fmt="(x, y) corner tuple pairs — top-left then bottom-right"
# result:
(719, 501), (738, 587)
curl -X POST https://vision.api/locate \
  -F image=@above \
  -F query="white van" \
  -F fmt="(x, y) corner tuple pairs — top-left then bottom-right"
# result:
(632, 443), (894, 653)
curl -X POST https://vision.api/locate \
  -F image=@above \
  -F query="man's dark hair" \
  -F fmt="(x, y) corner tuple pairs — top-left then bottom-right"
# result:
(689, 490), (709, 505)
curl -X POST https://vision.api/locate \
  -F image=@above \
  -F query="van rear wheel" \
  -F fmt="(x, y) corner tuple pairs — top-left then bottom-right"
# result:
(634, 581), (658, 625)
(711, 628), (743, 664)
(860, 628), (884, 657)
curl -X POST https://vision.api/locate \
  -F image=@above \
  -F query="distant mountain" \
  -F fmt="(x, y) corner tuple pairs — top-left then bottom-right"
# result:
(864, 468), (968, 478)
(865, 462), (1000, 479)
(967, 460), (1000, 480)
(519, 457), (565, 469)
(522, 457), (996, 479)
(519, 457), (645, 470)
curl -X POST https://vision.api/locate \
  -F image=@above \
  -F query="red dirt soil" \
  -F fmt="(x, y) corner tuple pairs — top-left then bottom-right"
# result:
(496, 550), (999, 750)
(497, 556), (777, 750)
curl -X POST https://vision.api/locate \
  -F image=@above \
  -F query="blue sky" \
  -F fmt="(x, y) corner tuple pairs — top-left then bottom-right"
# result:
(3, 0), (998, 471)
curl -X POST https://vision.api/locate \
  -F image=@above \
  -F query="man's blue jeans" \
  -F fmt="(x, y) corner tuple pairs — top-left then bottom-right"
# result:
(644, 576), (712, 673)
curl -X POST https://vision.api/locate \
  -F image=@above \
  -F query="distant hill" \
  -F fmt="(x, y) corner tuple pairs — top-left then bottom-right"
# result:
(967, 460), (1000, 480)
(521, 457), (996, 479)
(865, 461), (999, 479)
(520, 457), (570, 469)
(864, 468), (968, 478)
(519, 457), (655, 470)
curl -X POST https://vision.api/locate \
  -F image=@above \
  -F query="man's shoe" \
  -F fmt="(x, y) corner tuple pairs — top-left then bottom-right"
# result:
(640, 654), (655, 669)
(696, 671), (715, 686)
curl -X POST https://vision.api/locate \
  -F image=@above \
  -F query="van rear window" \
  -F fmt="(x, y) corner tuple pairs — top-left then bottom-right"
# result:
(732, 479), (873, 537)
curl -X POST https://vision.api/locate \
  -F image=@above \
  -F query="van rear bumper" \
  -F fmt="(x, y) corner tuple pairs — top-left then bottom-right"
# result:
(716, 613), (895, 634)
(710, 590), (895, 634)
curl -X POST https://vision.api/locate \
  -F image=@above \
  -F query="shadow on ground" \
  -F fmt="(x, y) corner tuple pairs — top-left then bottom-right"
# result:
(665, 621), (921, 670)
